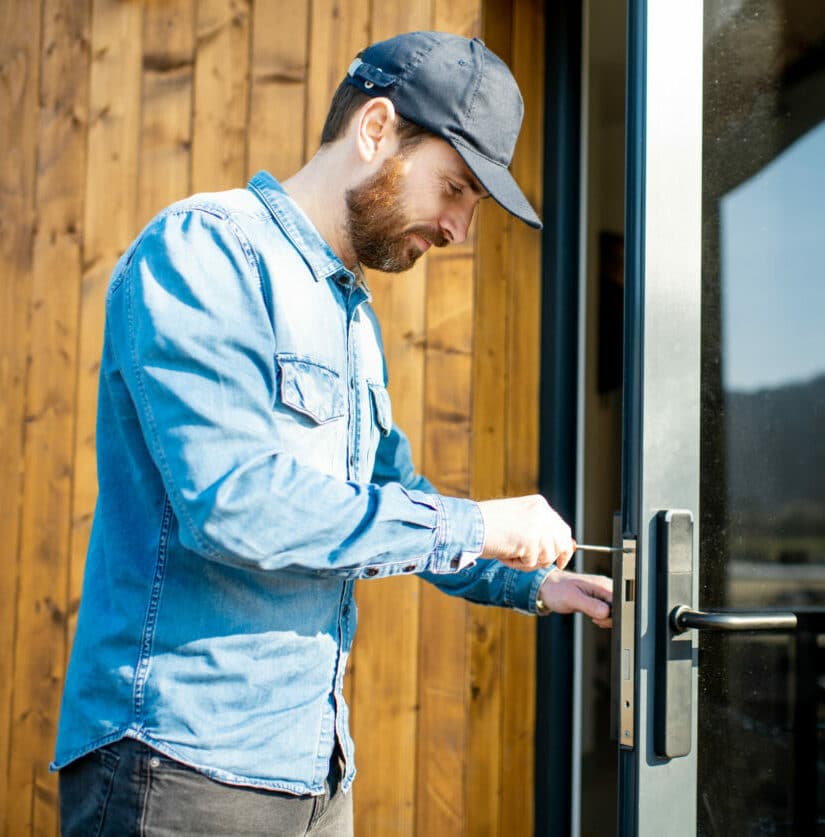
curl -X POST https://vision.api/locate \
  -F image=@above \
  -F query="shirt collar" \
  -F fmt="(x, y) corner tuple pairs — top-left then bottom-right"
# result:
(247, 171), (354, 286)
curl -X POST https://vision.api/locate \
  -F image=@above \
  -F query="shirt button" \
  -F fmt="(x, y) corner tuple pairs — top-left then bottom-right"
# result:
(364, 567), (379, 577)
(149, 756), (161, 768)
(403, 565), (416, 573)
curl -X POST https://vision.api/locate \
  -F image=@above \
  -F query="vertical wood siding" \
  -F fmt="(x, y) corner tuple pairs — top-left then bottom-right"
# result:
(0, 0), (545, 832)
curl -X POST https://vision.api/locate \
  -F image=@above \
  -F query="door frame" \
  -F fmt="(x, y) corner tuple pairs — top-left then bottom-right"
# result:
(535, 1), (584, 835)
(619, 2), (703, 834)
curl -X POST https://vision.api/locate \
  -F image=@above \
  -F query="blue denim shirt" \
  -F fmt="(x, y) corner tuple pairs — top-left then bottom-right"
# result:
(52, 172), (550, 794)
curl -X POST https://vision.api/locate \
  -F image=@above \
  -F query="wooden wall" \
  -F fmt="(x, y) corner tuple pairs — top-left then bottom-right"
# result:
(0, 0), (545, 833)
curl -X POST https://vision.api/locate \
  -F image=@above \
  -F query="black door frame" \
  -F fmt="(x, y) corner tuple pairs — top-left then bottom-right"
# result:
(535, 1), (583, 834)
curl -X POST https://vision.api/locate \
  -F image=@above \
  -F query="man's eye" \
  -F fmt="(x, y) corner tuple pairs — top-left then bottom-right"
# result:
(446, 181), (463, 196)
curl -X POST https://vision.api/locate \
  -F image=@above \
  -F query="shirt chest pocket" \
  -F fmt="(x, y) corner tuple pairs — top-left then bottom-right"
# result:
(276, 355), (345, 424)
(367, 382), (392, 436)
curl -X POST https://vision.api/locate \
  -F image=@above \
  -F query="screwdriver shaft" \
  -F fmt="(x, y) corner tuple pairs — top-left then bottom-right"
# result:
(574, 543), (633, 554)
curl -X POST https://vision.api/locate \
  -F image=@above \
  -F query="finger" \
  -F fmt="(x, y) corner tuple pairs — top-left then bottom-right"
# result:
(554, 546), (574, 570)
(574, 588), (611, 622)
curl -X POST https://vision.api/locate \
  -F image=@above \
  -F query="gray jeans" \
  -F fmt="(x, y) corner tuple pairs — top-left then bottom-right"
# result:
(58, 738), (353, 837)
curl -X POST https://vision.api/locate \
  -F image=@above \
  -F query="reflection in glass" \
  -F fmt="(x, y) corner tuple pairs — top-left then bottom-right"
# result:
(701, 1), (825, 834)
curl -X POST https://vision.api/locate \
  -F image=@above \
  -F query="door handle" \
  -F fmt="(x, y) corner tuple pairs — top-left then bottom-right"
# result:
(670, 605), (797, 634)
(654, 510), (800, 759)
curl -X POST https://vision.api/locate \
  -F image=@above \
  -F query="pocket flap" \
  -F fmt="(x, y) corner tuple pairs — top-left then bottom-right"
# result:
(368, 382), (393, 436)
(277, 355), (345, 424)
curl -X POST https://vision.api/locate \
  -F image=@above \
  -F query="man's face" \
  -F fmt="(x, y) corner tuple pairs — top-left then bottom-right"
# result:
(345, 136), (488, 273)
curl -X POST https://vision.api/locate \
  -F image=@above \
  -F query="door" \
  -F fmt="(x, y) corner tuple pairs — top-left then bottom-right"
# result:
(619, 1), (825, 834)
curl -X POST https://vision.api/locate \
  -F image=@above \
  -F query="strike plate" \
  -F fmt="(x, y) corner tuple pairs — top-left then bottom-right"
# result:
(610, 515), (636, 749)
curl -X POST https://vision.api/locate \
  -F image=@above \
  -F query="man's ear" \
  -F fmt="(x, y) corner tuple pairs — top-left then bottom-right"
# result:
(354, 97), (398, 163)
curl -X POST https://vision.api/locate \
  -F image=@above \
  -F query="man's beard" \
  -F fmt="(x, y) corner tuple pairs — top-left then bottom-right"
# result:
(345, 154), (446, 273)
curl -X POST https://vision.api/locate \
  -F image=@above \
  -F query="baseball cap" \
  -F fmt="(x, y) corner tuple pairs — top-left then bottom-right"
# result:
(345, 31), (542, 229)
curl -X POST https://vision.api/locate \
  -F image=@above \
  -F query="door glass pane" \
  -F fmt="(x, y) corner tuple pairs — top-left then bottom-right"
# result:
(701, 1), (825, 834)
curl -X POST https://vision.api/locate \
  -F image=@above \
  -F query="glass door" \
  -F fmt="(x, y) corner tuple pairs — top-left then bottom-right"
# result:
(620, 1), (825, 834)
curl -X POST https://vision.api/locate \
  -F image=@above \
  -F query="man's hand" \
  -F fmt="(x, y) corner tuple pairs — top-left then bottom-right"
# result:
(478, 495), (574, 571)
(539, 570), (613, 628)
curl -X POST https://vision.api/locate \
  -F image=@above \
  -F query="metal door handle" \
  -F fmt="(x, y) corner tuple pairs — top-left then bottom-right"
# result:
(670, 605), (797, 634)
(655, 510), (802, 759)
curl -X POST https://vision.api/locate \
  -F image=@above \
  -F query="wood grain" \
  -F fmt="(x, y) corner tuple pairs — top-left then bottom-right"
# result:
(304, 0), (370, 157)
(0, 0), (43, 826)
(192, 0), (250, 192)
(247, 0), (309, 179)
(419, 244), (477, 837)
(138, 0), (195, 226)
(501, 1), (546, 831)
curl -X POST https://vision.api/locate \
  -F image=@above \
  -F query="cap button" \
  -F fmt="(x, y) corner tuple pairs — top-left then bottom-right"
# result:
(364, 81), (374, 89)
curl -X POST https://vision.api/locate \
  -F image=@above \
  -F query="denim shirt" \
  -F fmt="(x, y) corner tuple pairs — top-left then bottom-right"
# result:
(52, 172), (551, 794)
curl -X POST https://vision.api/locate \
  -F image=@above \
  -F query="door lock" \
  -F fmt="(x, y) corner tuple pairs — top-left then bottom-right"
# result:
(654, 509), (798, 759)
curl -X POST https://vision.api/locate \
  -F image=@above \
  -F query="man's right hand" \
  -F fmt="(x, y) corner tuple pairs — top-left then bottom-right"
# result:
(478, 495), (574, 572)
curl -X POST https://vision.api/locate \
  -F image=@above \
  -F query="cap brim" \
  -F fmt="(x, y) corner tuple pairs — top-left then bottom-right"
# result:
(451, 141), (542, 230)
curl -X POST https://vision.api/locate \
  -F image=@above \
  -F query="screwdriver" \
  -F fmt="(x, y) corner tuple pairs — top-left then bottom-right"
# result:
(573, 541), (633, 554)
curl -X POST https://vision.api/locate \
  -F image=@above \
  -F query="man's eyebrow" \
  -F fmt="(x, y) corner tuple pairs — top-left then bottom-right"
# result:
(459, 172), (489, 198)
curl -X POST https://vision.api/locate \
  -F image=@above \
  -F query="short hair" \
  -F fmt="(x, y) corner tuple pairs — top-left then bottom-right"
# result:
(320, 79), (430, 149)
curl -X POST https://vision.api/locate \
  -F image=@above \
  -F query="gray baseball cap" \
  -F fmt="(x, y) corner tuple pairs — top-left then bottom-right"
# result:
(346, 31), (542, 229)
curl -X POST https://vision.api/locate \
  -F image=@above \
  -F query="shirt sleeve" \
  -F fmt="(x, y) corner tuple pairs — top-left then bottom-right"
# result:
(372, 422), (551, 614)
(107, 207), (483, 580)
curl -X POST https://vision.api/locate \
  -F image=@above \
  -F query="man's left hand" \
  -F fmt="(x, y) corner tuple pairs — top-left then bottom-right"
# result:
(539, 570), (613, 628)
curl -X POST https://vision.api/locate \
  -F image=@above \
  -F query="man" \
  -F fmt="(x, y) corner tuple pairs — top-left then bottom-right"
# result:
(54, 31), (611, 835)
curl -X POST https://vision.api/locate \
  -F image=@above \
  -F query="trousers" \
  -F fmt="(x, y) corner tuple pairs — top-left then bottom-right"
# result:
(58, 738), (353, 836)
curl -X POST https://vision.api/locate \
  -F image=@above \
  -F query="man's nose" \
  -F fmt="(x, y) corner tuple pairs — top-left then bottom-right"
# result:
(440, 203), (475, 245)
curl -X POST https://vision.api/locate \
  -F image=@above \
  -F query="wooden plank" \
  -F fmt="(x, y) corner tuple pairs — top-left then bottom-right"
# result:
(346, 576), (420, 837)
(499, 608), (538, 837)
(414, 587), (468, 837)
(304, 0), (370, 158)
(192, 0), (251, 192)
(434, 0), (481, 37)
(501, 1), (546, 832)
(5, 1), (89, 832)
(422, 249), (474, 499)
(247, 0), (308, 179)
(465, 174), (509, 837)
(418, 246), (477, 837)
(506, 0), (544, 499)
(138, 0), (195, 227)
(465, 2), (515, 834)
(69, 0), (144, 674)
(0, 0), (43, 825)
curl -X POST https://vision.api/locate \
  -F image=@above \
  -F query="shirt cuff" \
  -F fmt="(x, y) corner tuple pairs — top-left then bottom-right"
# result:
(426, 495), (484, 573)
(521, 565), (557, 615)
